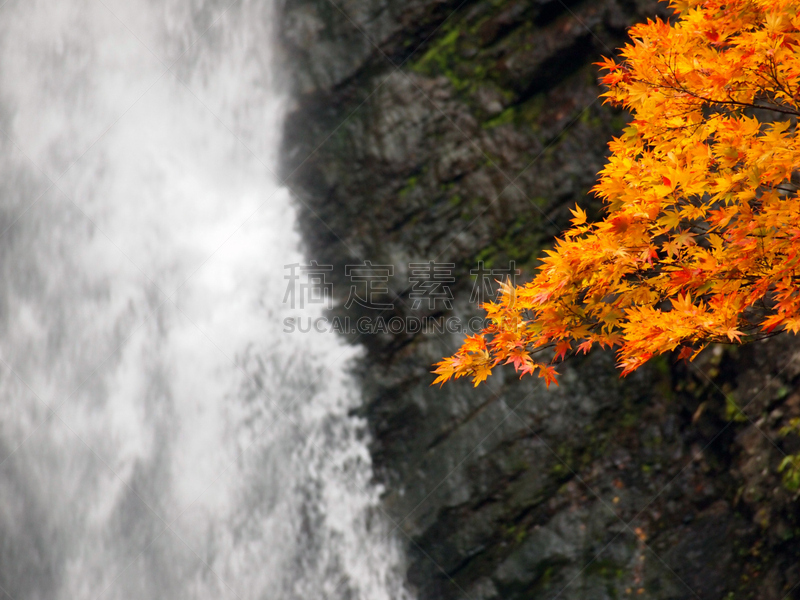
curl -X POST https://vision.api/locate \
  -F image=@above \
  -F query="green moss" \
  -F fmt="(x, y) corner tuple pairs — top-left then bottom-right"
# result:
(473, 245), (497, 269)
(412, 27), (481, 93)
(609, 114), (627, 131)
(540, 565), (556, 585)
(468, 211), (550, 273)
(585, 559), (628, 593)
(502, 524), (528, 544)
(481, 94), (548, 130)
(397, 168), (427, 198)
(408, 5), (525, 102)
(415, 28), (461, 75)
(483, 106), (516, 129)
(518, 94), (546, 125)
(651, 354), (670, 376)
(725, 395), (748, 423)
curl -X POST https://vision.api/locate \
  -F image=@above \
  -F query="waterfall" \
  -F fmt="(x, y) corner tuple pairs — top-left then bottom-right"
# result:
(0, 1), (412, 598)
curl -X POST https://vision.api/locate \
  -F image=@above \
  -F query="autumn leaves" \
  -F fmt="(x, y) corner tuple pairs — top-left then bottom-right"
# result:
(435, 0), (800, 387)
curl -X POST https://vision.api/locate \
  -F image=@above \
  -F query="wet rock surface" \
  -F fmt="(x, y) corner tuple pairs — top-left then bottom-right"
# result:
(277, 0), (800, 597)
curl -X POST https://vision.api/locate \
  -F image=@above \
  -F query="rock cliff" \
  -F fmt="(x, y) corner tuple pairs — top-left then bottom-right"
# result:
(277, 0), (800, 597)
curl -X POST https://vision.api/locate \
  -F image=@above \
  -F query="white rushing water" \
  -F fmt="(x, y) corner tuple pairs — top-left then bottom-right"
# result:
(0, 1), (412, 599)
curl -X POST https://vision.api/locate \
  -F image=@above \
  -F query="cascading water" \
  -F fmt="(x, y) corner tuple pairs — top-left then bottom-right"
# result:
(0, 1), (413, 599)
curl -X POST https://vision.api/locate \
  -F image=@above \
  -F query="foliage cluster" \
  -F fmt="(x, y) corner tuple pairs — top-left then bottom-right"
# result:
(435, 0), (800, 387)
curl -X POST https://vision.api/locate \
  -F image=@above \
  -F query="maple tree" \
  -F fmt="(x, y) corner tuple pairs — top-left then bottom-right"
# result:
(434, 0), (800, 388)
